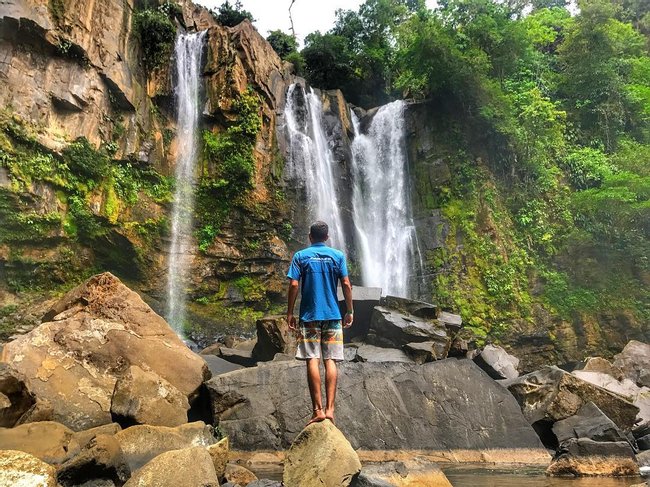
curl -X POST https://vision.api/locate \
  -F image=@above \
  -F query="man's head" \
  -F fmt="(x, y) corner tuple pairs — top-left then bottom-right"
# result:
(309, 221), (329, 243)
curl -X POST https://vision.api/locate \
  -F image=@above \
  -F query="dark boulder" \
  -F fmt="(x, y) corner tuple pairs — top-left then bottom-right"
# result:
(505, 366), (639, 431)
(338, 287), (382, 341)
(202, 355), (244, 376)
(381, 295), (438, 319)
(57, 434), (130, 487)
(219, 347), (257, 367)
(473, 344), (520, 380)
(206, 359), (547, 452)
(403, 341), (448, 364)
(370, 306), (450, 350)
(0, 362), (34, 427)
(552, 402), (630, 445)
(638, 434), (650, 450)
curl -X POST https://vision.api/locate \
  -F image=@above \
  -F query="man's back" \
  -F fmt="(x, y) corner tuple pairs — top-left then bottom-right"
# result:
(287, 242), (347, 323)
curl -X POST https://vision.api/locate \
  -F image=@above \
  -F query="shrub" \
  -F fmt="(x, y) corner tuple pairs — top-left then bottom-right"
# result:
(563, 147), (614, 190)
(133, 6), (177, 72)
(213, 0), (254, 27)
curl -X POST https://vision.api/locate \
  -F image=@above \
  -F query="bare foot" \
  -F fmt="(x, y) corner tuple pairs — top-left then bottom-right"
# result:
(307, 408), (326, 425)
(325, 407), (335, 423)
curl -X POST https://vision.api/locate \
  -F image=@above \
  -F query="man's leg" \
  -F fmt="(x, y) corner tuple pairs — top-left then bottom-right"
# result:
(306, 358), (326, 424)
(324, 358), (337, 421)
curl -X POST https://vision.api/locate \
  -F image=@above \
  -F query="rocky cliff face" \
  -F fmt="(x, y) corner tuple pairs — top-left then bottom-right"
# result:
(0, 0), (300, 338)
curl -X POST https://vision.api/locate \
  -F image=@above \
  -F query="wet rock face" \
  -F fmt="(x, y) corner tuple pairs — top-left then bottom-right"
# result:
(283, 420), (361, 487)
(207, 359), (546, 452)
(1, 273), (209, 431)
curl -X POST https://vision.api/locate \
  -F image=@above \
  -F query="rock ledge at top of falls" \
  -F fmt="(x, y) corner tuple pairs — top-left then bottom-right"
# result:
(1, 272), (210, 431)
(206, 358), (548, 454)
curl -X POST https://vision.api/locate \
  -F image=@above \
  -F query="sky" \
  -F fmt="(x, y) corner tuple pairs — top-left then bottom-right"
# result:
(196, 0), (437, 46)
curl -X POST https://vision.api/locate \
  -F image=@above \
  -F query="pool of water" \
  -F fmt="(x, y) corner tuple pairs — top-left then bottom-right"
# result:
(442, 465), (646, 487)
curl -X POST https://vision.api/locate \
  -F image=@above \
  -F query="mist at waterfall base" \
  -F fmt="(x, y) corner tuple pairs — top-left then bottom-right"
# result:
(284, 83), (420, 298)
(166, 31), (206, 337)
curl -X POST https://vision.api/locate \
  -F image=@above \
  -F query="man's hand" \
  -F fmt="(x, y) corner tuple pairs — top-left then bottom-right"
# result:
(343, 312), (353, 328)
(287, 313), (298, 331)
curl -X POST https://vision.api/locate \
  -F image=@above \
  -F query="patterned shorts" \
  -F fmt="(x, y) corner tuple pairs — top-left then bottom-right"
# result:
(296, 320), (344, 362)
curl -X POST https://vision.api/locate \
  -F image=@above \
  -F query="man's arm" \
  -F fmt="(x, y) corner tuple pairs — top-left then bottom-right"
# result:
(341, 276), (354, 328)
(287, 279), (300, 330)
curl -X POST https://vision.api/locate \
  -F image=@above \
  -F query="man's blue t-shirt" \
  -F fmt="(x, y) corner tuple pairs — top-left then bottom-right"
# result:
(287, 242), (348, 322)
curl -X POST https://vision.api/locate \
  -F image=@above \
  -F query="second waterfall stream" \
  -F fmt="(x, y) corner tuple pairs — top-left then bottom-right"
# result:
(283, 83), (420, 297)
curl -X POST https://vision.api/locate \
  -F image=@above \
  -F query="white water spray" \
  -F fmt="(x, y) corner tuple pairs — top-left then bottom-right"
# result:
(350, 101), (419, 297)
(283, 83), (346, 249)
(166, 31), (206, 335)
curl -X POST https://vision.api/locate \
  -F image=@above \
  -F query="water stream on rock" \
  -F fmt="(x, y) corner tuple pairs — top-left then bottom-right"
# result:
(284, 83), (346, 249)
(166, 31), (206, 336)
(350, 103), (421, 298)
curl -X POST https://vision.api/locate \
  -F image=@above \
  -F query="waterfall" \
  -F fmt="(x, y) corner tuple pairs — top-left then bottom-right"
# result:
(166, 31), (206, 336)
(283, 83), (346, 249)
(350, 101), (419, 297)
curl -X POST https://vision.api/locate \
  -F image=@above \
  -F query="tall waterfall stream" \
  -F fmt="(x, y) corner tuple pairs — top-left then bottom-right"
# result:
(166, 31), (206, 336)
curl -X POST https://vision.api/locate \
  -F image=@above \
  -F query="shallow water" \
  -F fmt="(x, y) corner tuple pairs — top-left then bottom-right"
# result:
(248, 463), (646, 486)
(442, 465), (645, 487)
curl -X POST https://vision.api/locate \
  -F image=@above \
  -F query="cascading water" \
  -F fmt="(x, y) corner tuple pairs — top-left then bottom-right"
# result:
(350, 101), (420, 297)
(166, 31), (206, 336)
(283, 83), (346, 249)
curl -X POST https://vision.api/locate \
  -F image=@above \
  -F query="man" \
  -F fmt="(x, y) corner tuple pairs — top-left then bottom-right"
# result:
(287, 221), (353, 424)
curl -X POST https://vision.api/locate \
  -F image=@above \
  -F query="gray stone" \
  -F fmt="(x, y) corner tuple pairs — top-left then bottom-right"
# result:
(637, 449), (650, 467)
(437, 311), (463, 332)
(350, 461), (453, 487)
(207, 359), (547, 452)
(638, 433), (650, 450)
(370, 306), (449, 349)
(381, 295), (438, 319)
(614, 341), (650, 388)
(547, 438), (639, 477)
(404, 341), (448, 364)
(203, 355), (244, 376)
(247, 480), (282, 487)
(355, 344), (414, 363)
(552, 402), (629, 444)
(505, 366), (639, 431)
(219, 347), (257, 367)
(343, 345), (358, 362)
(473, 344), (520, 380)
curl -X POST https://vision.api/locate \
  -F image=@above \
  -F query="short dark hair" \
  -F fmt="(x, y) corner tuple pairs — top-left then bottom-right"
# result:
(309, 221), (329, 242)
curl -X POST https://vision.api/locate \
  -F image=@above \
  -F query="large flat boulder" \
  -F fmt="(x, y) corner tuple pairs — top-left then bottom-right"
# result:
(207, 359), (547, 452)
(351, 461), (453, 487)
(283, 420), (361, 487)
(505, 366), (639, 431)
(0, 421), (80, 464)
(1, 273), (210, 431)
(370, 306), (450, 350)
(355, 344), (414, 363)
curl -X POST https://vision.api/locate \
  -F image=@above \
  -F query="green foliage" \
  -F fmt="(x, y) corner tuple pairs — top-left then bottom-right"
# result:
(197, 88), (262, 251)
(266, 30), (298, 58)
(213, 0), (254, 27)
(62, 137), (110, 181)
(133, 4), (177, 72)
(233, 276), (267, 302)
(564, 147), (614, 189)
